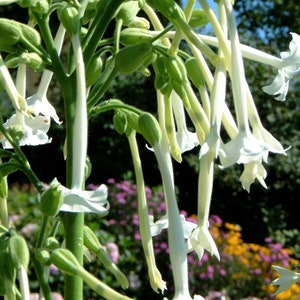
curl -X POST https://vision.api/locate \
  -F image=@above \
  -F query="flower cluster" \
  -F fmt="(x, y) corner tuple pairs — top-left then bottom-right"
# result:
(88, 179), (300, 299)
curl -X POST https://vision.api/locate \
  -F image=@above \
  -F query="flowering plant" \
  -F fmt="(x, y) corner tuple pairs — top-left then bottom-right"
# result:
(0, 0), (299, 299)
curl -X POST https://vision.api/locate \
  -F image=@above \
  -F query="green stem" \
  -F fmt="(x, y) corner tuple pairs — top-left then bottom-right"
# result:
(31, 254), (53, 300)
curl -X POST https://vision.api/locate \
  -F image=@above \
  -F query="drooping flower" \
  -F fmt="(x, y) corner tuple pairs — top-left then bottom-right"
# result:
(239, 160), (267, 192)
(219, 130), (268, 168)
(27, 25), (65, 124)
(263, 32), (300, 101)
(1, 112), (51, 148)
(171, 91), (199, 153)
(187, 224), (220, 261)
(272, 265), (300, 295)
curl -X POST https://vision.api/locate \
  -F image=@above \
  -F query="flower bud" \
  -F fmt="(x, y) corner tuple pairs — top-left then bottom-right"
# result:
(0, 18), (21, 53)
(18, 0), (49, 14)
(58, 6), (80, 36)
(113, 110), (128, 135)
(116, 1), (140, 26)
(120, 28), (153, 46)
(0, 176), (8, 199)
(40, 180), (63, 217)
(19, 52), (44, 71)
(115, 43), (152, 74)
(86, 56), (103, 87)
(19, 22), (42, 48)
(146, 0), (185, 20)
(35, 249), (51, 265)
(166, 55), (188, 84)
(83, 225), (102, 253)
(8, 234), (30, 270)
(138, 113), (162, 146)
(51, 248), (80, 276)
(45, 237), (60, 250)
(188, 9), (209, 28)
(185, 57), (205, 89)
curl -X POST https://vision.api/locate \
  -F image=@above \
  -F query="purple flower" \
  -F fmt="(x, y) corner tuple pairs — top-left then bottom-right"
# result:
(106, 242), (119, 263)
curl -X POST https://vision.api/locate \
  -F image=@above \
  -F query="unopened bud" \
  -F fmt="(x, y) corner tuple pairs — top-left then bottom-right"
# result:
(188, 9), (209, 28)
(115, 43), (152, 74)
(185, 57), (205, 88)
(83, 226), (102, 253)
(18, 0), (49, 14)
(166, 55), (188, 84)
(146, 0), (184, 21)
(86, 56), (103, 87)
(138, 113), (162, 146)
(9, 234), (30, 270)
(19, 52), (44, 71)
(40, 180), (63, 217)
(113, 110), (128, 135)
(120, 28), (153, 46)
(51, 248), (80, 276)
(58, 6), (80, 36)
(35, 249), (51, 265)
(116, 1), (140, 26)
(45, 237), (60, 250)
(0, 18), (21, 53)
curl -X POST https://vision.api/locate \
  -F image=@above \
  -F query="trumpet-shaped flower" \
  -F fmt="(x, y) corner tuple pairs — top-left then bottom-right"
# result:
(263, 32), (300, 101)
(59, 183), (109, 214)
(187, 224), (220, 261)
(149, 214), (197, 238)
(272, 265), (300, 295)
(219, 130), (268, 168)
(171, 91), (199, 153)
(1, 112), (51, 148)
(240, 160), (267, 192)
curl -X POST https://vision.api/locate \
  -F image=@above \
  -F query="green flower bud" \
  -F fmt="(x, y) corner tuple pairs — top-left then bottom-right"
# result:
(83, 226), (129, 289)
(128, 17), (150, 30)
(45, 237), (60, 250)
(113, 110), (128, 135)
(166, 55), (188, 84)
(51, 248), (80, 276)
(40, 181), (63, 217)
(146, 0), (184, 21)
(0, 176), (8, 199)
(116, 1), (140, 26)
(0, 18), (21, 52)
(8, 234), (30, 270)
(188, 9), (209, 28)
(58, 6), (80, 36)
(19, 22), (41, 48)
(120, 28), (153, 46)
(115, 43), (152, 74)
(86, 56), (103, 87)
(125, 110), (140, 133)
(138, 113), (162, 146)
(83, 225), (101, 253)
(18, 0), (49, 14)
(19, 52), (44, 71)
(35, 249), (51, 265)
(185, 57), (205, 88)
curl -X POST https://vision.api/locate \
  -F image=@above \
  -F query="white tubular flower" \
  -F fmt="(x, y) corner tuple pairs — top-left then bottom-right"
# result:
(59, 183), (109, 214)
(150, 214), (197, 238)
(219, 130), (268, 168)
(240, 160), (267, 192)
(263, 32), (300, 101)
(27, 25), (65, 124)
(1, 112), (51, 149)
(171, 91), (199, 153)
(272, 266), (300, 295)
(0, 55), (28, 115)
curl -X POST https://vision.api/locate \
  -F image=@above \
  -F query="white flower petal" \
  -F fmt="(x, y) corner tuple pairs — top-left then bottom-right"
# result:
(1, 113), (51, 148)
(60, 184), (109, 214)
(187, 225), (220, 261)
